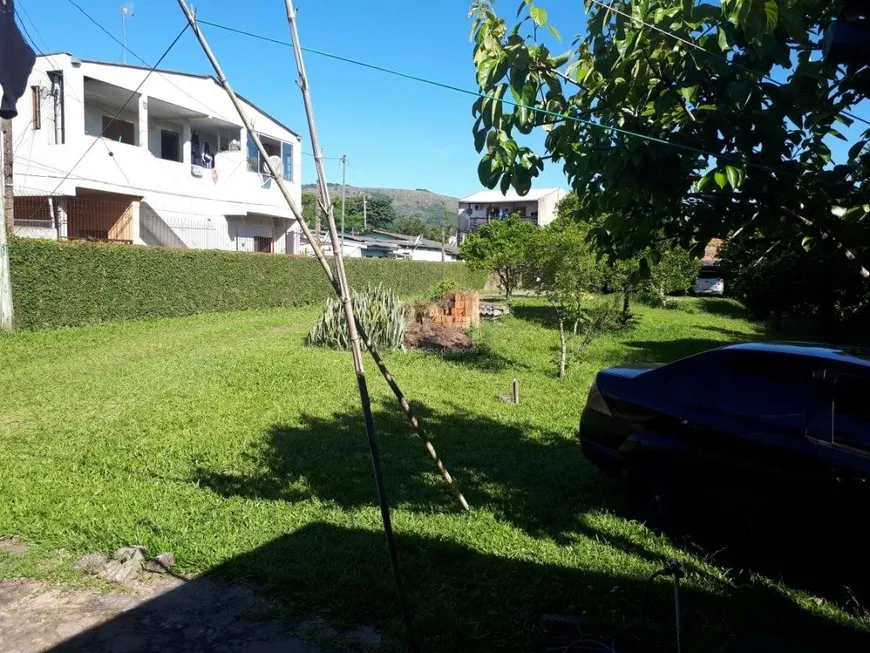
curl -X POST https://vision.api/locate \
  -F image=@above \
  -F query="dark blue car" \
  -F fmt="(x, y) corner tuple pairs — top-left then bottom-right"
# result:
(580, 342), (870, 513)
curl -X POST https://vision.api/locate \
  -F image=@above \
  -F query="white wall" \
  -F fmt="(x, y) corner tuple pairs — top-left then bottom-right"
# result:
(459, 200), (538, 220)
(400, 247), (457, 262)
(536, 189), (566, 227)
(11, 54), (304, 251)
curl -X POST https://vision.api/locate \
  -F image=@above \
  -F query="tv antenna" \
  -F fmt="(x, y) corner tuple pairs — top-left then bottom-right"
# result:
(120, 3), (134, 63)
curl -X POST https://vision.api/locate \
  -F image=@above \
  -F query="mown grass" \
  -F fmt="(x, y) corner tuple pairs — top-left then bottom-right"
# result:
(0, 298), (867, 651)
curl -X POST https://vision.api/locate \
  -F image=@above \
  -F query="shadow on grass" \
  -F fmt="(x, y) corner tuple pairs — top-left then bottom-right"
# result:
(441, 344), (531, 373)
(510, 303), (559, 329)
(695, 297), (747, 319)
(194, 402), (604, 541)
(621, 338), (731, 364)
(696, 325), (761, 340)
(192, 402), (870, 619)
(50, 521), (870, 653)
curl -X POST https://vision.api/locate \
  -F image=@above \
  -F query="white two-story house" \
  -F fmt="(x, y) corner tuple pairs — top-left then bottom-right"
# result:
(10, 53), (303, 254)
(457, 187), (566, 244)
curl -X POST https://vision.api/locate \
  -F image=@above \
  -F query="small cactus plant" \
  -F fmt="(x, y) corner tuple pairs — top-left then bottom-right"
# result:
(307, 284), (406, 351)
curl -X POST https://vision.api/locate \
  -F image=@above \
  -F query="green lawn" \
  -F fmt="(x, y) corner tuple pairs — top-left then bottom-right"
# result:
(0, 298), (867, 651)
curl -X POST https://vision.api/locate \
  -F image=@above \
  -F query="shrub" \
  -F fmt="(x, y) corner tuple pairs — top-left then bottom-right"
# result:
(429, 279), (458, 301)
(7, 238), (486, 330)
(307, 284), (406, 351)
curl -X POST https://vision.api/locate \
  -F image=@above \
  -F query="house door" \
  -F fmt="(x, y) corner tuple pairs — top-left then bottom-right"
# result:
(253, 236), (272, 253)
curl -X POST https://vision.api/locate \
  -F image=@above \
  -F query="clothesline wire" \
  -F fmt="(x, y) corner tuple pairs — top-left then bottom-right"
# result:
(194, 16), (791, 178)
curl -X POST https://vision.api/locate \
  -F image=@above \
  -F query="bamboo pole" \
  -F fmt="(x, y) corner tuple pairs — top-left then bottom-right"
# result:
(170, 0), (469, 515)
(280, 2), (414, 642)
(174, 2), (427, 647)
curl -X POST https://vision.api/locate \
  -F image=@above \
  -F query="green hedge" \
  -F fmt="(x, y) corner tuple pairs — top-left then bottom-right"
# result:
(8, 238), (486, 330)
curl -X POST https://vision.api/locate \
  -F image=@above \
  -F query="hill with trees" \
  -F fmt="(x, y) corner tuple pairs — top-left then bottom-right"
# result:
(301, 184), (459, 239)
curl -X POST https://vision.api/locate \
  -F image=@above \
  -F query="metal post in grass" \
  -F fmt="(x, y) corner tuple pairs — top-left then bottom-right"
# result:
(171, 0), (469, 517)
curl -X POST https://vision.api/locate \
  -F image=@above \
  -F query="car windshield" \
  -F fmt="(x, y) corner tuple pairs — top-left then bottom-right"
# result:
(698, 269), (721, 279)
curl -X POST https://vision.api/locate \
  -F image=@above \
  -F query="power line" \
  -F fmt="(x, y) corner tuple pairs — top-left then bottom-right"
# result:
(586, 0), (870, 129)
(195, 17), (788, 176)
(29, 24), (190, 220)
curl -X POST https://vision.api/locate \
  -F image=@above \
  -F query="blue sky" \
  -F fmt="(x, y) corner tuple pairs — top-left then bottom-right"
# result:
(16, 0), (584, 198)
(14, 1), (869, 198)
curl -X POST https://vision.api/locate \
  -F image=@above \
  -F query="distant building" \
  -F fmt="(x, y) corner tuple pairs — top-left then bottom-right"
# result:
(300, 229), (459, 262)
(457, 187), (566, 243)
(10, 54), (303, 253)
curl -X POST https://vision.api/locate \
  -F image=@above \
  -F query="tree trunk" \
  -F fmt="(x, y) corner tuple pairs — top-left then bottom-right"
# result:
(558, 316), (567, 379)
(622, 286), (632, 321)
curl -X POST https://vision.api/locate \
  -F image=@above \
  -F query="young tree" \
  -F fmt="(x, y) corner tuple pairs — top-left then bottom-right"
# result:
(363, 193), (397, 230)
(469, 1), (870, 284)
(527, 221), (604, 377)
(459, 214), (537, 301)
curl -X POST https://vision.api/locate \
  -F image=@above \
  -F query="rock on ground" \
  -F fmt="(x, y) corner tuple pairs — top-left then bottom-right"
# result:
(144, 552), (175, 574)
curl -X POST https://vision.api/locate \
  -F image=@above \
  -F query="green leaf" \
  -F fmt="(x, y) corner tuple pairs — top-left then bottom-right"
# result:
(696, 172), (714, 192)
(500, 172), (512, 195)
(801, 236), (814, 252)
(817, 142), (832, 164)
(727, 80), (752, 108)
(718, 27), (729, 52)
(714, 170), (728, 189)
(848, 141), (867, 160)
(546, 24), (562, 41)
(530, 6), (547, 26)
(473, 118), (487, 153)
(551, 49), (571, 67)
(679, 85), (698, 103)
(763, 0), (778, 31)
(725, 165), (744, 189)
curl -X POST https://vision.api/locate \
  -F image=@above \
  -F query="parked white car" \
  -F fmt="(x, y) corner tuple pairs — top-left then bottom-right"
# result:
(693, 265), (725, 296)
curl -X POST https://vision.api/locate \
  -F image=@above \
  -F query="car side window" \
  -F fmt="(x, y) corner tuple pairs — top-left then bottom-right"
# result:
(834, 375), (870, 453)
(661, 356), (715, 409)
(710, 353), (820, 433)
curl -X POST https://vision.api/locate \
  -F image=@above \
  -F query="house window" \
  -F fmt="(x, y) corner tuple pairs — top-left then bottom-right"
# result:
(31, 87), (41, 130)
(515, 207), (526, 218)
(487, 206), (500, 218)
(247, 132), (294, 180)
(281, 142), (293, 181)
(102, 115), (135, 144)
(253, 236), (272, 253)
(48, 71), (64, 144)
(160, 130), (180, 162)
(247, 133), (259, 172)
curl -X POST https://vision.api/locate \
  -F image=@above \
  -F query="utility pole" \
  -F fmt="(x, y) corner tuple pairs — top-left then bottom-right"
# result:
(340, 153), (347, 247)
(362, 193), (367, 231)
(0, 119), (14, 331)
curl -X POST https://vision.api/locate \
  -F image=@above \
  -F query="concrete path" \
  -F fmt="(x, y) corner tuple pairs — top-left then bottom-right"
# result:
(0, 576), (343, 653)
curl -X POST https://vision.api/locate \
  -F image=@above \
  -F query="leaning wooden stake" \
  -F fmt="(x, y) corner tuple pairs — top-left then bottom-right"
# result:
(171, 1), (468, 516)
